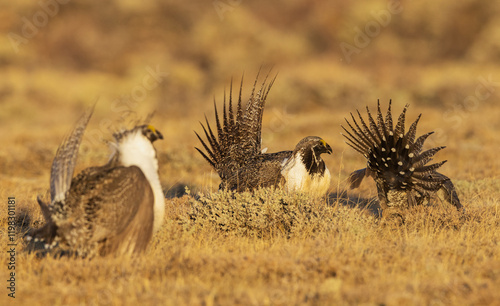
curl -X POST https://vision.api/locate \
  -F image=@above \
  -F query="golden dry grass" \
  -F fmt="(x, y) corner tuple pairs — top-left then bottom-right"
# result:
(1, 0), (500, 305)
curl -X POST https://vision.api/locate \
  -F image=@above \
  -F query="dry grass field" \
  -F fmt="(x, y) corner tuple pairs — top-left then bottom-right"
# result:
(1, 1), (500, 305)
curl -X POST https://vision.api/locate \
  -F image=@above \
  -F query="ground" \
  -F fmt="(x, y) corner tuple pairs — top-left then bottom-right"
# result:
(1, 1), (499, 305)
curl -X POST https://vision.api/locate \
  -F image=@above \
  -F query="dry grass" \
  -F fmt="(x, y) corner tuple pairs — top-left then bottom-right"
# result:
(2, 191), (499, 305)
(1, 0), (500, 305)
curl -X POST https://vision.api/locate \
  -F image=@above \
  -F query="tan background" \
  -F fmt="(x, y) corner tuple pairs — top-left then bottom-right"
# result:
(0, 1), (499, 305)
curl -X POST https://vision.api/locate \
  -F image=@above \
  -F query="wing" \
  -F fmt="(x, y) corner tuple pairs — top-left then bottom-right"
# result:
(263, 150), (293, 161)
(432, 172), (463, 210)
(347, 168), (369, 189)
(50, 106), (94, 203)
(195, 71), (276, 180)
(222, 150), (291, 191)
(61, 165), (154, 256)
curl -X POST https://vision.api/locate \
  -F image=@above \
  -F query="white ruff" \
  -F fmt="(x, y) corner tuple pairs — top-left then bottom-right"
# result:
(116, 131), (165, 233)
(281, 153), (331, 196)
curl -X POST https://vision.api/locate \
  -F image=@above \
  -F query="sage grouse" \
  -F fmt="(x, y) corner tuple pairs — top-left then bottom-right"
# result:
(27, 107), (165, 257)
(195, 73), (332, 195)
(341, 101), (462, 210)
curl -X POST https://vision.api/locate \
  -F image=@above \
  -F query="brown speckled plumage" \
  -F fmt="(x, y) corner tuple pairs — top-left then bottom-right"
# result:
(28, 108), (163, 257)
(195, 72), (332, 193)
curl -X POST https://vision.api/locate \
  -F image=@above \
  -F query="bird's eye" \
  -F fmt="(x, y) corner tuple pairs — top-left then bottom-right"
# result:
(147, 125), (157, 133)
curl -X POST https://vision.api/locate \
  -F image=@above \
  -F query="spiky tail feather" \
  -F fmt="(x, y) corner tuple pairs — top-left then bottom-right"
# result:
(194, 77), (245, 177)
(25, 197), (58, 249)
(342, 100), (462, 209)
(194, 71), (275, 180)
(27, 106), (94, 250)
(50, 106), (94, 203)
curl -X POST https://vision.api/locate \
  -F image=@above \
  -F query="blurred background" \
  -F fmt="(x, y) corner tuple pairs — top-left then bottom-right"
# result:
(1, 0), (499, 197)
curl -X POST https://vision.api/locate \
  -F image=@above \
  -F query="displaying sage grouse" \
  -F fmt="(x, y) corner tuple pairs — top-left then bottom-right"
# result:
(27, 107), (165, 257)
(341, 101), (462, 210)
(195, 72), (332, 195)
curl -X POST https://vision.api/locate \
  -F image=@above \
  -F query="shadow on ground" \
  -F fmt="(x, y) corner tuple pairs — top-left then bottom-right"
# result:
(328, 190), (382, 217)
(164, 183), (195, 199)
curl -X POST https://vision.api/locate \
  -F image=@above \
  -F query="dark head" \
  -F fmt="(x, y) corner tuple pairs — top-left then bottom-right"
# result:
(294, 136), (332, 175)
(114, 125), (164, 143)
(295, 136), (332, 156)
(141, 125), (163, 143)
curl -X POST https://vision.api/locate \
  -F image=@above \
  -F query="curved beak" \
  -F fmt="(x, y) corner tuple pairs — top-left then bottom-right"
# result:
(155, 130), (164, 141)
(325, 142), (333, 154)
(319, 139), (332, 154)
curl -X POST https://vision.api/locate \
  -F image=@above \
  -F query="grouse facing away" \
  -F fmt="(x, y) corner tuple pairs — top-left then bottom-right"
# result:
(341, 100), (462, 210)
(195, 72), (332, 195)
(27, 107), (165, 257)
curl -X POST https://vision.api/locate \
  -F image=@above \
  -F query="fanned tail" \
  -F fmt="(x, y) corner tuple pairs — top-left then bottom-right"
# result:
(342, 100), (461, 209)
(195, 71), (276, 181)
(50, 106), (94, 203)
(28, 106), (94, 248)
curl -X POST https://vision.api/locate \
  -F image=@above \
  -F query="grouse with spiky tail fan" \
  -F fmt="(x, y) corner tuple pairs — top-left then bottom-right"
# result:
(195, 72), (332, 195)
(341, 100), (462, 210)
(27, 106), (165, 257)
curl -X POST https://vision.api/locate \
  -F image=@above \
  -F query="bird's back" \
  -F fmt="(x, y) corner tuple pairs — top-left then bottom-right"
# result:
(52, 164), (154, 256)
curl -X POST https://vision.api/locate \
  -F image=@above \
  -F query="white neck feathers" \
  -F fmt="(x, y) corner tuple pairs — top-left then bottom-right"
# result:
(115, 131), (165, 233)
